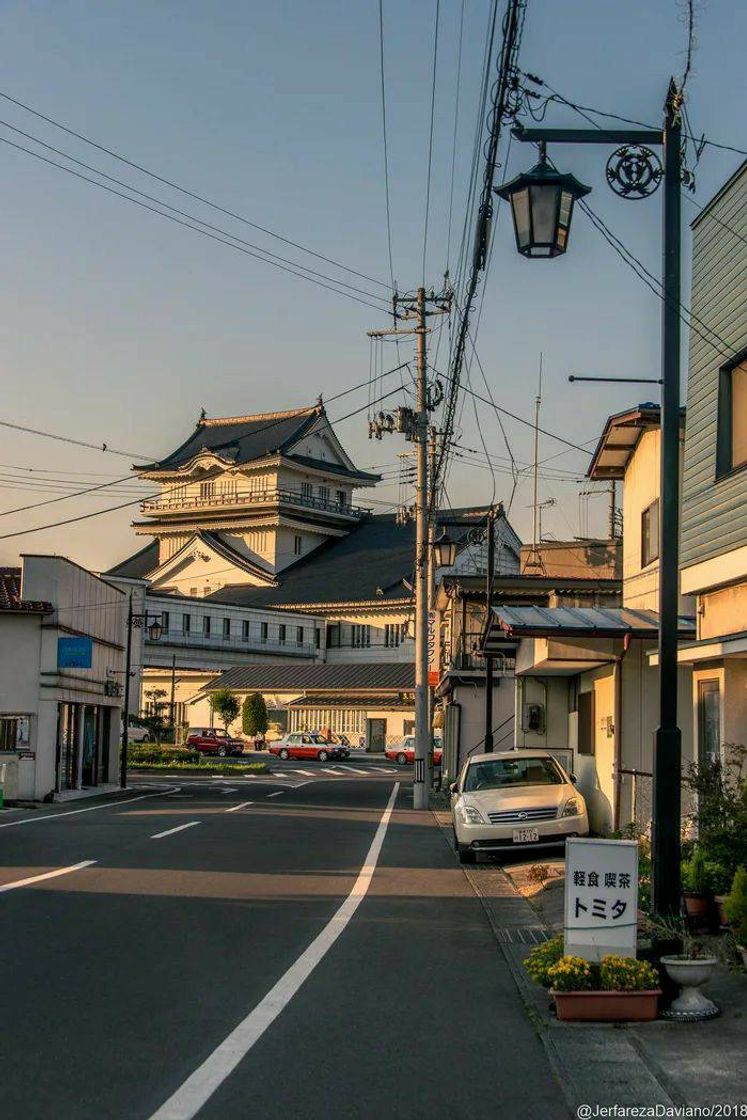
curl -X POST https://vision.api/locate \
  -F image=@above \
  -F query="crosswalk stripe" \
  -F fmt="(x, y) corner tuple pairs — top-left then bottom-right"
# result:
(337, 765), (368, 774)
(320, 767), (341, 775)
(370, 766), (393, 773)
(290, 769), (314, 777)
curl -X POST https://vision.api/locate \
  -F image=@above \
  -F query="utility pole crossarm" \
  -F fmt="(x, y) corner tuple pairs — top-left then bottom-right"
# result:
(512, 125), (663, 146)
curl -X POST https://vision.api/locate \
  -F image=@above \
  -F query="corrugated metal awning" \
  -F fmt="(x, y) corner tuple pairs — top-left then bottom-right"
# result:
(486, 604), (696, 642)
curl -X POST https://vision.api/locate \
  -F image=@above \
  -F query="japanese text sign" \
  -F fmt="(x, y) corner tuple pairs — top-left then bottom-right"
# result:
(564, 838), (638, 961)
(57, 636), (93, 669)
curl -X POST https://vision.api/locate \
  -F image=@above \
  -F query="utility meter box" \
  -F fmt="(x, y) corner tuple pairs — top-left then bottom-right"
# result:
(521, 703), (545, 734)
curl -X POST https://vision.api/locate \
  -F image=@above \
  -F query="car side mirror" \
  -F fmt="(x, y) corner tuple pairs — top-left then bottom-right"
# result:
(449, 782), (458, 795)
(570, 774), (577, 785)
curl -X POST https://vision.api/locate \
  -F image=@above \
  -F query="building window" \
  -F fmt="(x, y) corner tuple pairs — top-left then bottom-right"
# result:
(161, 611), (170, 634)
(223, 618), (231, 640)
(301, 482), (313, 500)
(294, 535), (303, 556)
(182, 613), (191, 635)
(327, 623), (340, 648)
(336, 489), (347, 509)
(315, 627), (321, 650)
(641, 499), (659, 568)
(352, 624), (371, 648)
(318, 485), (330, 503)
(697, 679), (720, 764)
(577, 690), (595, 755)
(279, 624), (286, 645)
(385, 623), (401, 648)
(189, 587), (198, 597)
(200, 481), (216, 500)
(242, 620), (250, 642)
(261, 622), (268, 643)
(296, 626), (304, 646)
(717, 356), (747, 476)
(203, 616), (211, 637)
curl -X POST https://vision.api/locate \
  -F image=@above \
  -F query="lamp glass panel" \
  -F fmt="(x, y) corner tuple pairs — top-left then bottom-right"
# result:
(510, 187), (531, 249)
(528, 183), (560, 246)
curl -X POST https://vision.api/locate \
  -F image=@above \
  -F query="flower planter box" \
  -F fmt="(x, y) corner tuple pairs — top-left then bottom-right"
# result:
(551, 989), (662, 1022)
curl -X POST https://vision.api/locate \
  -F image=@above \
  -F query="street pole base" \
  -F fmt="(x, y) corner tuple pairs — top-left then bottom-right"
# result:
(413, 781), (428, 810)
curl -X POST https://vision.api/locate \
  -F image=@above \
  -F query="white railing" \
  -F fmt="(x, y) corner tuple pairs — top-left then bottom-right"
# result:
(141, 487), (368, 518)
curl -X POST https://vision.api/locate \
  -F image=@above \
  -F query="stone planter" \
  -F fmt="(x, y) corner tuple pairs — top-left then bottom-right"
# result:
(659, 956), (720, 1021)
(551, 989), (661, 1022)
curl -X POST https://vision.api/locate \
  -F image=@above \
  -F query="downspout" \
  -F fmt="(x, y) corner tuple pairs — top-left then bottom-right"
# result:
(613, 632), (631, 831)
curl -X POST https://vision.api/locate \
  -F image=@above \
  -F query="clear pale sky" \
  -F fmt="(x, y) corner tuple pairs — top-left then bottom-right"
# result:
(0, 0), (744, 570)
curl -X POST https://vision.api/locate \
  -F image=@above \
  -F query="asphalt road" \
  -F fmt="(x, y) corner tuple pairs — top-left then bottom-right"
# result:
(0, 774), (569, 1120)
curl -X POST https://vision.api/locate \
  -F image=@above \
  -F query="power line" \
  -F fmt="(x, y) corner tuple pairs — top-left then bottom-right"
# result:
(0, 86), (390, 291)
(421, 0), (441, 284)
(0, 417), (155, 460)
(0, 133), (391, 315)
(446, 0), (466, 273)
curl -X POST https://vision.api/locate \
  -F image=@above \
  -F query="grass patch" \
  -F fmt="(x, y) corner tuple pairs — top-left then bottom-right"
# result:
(129, 760), (269, 775)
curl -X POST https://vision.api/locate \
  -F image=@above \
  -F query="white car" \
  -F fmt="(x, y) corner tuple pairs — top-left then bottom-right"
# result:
(450, 749), (589, 864)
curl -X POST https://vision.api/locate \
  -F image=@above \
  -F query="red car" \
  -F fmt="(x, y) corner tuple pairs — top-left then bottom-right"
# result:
(385, 736), (443, 767)
(186, 728), (245, 757)
(268, 733), (344, 762)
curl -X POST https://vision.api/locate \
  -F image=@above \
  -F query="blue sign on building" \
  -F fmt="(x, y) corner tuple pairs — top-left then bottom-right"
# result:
(57, 636), (93, 669)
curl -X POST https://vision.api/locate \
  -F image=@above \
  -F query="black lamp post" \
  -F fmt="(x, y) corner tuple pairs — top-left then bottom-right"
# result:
(433, 530), (458, 570)
(496, 82), (683, 918)
(120, 595), (163, 789)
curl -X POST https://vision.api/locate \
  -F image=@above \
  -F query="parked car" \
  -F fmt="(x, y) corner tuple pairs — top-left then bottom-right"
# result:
(268, 732), (345, 762)
(126, 720), (154, 744)
(385, 736), (443, 767)
(185, 728), (245, 757)
(450, 749), (588, 863)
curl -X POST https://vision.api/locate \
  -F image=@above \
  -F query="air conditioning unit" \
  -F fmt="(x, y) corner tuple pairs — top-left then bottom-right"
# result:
(521, 703), (545, 734)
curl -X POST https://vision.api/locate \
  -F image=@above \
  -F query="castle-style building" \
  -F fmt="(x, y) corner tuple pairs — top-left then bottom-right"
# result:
(117, 402), (380, 597)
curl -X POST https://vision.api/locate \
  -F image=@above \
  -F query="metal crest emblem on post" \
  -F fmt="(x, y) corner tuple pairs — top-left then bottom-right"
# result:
(605, 145), (663, 199)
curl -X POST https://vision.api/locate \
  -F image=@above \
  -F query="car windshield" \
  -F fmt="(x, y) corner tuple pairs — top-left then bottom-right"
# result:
(463, 757), (564, 792)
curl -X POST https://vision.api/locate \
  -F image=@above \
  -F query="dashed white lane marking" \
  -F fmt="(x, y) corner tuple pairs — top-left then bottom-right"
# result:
(0, 787), (180, 829)
(336, 765), (368, 774)
(147, 782), (400, 1120)
(150, 821), (201, 840)
(0, 860), (97, 893)
(224, 801), (254, 814)
(320, 767), (340, 775)
(290, 769), (314, 777)
(266, 791), (284, 798)
(371, 766), (396, 773)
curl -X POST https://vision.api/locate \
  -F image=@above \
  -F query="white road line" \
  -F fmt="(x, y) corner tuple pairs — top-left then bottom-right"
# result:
(150, 822), (200, 840)
(148, 781), (399, 1120)
(371, 766), (396, 773)
(337, 765), (368, 774)
(0, 860), (97, 893)
(290, 769), (314, 777)
(0, 787), (180, 830)
(224, 801), (254, 814)
(320, 767), (340, 775)
(266, 791), (284, 798)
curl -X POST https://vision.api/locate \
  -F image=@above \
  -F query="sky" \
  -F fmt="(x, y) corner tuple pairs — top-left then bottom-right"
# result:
(0, 0), (744, 571)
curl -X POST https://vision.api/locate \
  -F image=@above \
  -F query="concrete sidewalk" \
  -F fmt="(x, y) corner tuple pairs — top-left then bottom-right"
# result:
(433, 810), (747, 1114)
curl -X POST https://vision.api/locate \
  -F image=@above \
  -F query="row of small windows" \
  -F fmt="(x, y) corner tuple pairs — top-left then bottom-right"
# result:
(327, 622), (409, 649)
(157, 611), (319, 648)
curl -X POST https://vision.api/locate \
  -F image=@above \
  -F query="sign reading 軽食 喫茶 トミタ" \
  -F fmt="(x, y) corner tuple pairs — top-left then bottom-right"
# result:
(57, 636), (93, 669)
(564, 838), (639, 961)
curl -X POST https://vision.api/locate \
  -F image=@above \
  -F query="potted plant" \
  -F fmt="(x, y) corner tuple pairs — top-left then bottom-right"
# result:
(523, 935), (564, 988)
(724, 867), (747, 969)
(706, 859), (734, 930)
(545, 954), (661, 1022)
(681, 846), (713, 929)
(646, 914), (720, 1021)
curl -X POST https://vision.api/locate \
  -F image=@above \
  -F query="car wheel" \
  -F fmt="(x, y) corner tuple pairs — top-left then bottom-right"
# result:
(217, 746), (227, 757)
(397, 752), (407, 766)
(318, 750), (329, 762)
(143, 733), (153, 743)
(279, 748), (289, 760)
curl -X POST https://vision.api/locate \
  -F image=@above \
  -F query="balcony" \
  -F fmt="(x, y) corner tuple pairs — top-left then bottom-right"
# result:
(141, 488), (369, 520)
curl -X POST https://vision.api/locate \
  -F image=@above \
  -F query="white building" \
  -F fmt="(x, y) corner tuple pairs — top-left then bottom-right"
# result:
(0, 556), (126, 801)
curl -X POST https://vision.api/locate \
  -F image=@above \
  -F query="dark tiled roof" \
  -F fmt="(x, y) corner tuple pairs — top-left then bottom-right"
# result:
(208, 508), (497, 609)
(288, 693), (413, 709)
(105, 540), (159, 579)
(206, 661), (414, 693)
(139, 407), (319, 472)
(285, 454), (379, 483)
(0, 567), (52, 613)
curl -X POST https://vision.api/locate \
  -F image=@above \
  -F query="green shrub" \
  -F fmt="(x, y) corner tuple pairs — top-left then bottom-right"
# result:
(128, 745), (200, 765)
(546, 955), (593, 992)
(704, 859), (733, 895)
(242, 692), (268, 737)
(724, 867), (747, 948)
(523, 935), (564, 987)
(683, 743), (747, 880)
(599, 955), (659, 991)
(681, 846), (710, 893)
(209, 688), (240, 732)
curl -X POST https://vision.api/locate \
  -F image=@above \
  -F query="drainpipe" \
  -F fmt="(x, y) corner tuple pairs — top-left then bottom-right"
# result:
(613, 633), (632, 831)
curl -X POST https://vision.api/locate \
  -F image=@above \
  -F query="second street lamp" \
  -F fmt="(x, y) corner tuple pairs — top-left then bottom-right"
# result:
(494, 148), (591, 258)
(496, 81), (684, 918)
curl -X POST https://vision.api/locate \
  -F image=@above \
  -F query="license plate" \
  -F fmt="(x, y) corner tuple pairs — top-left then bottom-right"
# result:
(512, 827), (540, 844)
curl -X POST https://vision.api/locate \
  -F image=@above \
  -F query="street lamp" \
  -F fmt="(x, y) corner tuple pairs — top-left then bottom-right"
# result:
(433, 530), (458, 570)
(495, 149), (591, 258)
(120, 596), (163, 789)
(498, 82), (683, 919)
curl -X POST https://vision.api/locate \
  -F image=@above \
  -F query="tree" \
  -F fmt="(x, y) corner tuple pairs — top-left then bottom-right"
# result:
(209, 688), (240, 732)
(242, 692), (268, 737)
(145, 688), (168, 714)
